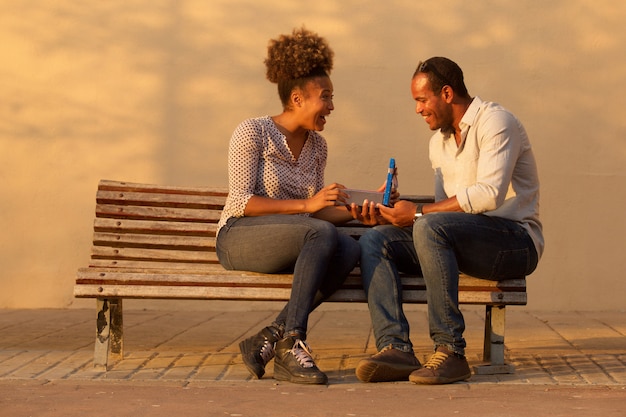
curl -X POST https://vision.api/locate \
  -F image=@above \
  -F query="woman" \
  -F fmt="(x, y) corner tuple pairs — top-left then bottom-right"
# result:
(216, 27), (359, 385)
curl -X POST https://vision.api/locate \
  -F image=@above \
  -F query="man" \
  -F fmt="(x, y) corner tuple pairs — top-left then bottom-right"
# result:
(350, 57), (543, 385)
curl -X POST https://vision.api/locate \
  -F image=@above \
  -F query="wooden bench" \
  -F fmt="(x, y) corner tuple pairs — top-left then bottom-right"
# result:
(74, 180), (527, 375)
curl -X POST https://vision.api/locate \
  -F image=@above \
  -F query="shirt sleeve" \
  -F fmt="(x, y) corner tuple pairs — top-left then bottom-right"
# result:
(225, 119), (263, 217)
(433, 167), (447, 202)
(457, 109), (522, 213)
(314, 133), (328, 193)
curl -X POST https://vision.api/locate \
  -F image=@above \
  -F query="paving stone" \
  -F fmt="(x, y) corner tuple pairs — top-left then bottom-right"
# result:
(0, 309), (624, 387)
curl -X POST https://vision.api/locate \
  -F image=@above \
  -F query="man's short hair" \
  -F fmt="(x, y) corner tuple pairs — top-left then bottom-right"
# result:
(413, 57), (469, 98)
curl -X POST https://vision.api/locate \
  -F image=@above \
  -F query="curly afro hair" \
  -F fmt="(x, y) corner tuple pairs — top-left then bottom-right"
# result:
(265, 27), (334, 83)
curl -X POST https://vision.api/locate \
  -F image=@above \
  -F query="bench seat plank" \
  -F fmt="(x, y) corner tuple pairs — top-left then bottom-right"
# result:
(76, 267), (526, 305)
(77, 267), (525, 290)
(74, 284), (525, 305)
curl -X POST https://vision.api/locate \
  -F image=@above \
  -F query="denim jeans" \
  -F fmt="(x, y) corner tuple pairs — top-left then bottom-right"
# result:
(359, 212), (538, 356)
(216, 215), (360, 339)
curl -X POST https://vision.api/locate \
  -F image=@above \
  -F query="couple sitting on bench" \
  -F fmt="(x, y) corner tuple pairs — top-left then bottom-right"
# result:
(218, 28), (543, 385)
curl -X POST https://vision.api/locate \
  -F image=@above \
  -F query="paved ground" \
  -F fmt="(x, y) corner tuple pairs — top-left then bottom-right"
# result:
(0, 306), (624, 416)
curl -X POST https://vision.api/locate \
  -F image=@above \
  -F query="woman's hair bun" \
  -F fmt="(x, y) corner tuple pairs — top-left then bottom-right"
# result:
(265, 27), (334, 83)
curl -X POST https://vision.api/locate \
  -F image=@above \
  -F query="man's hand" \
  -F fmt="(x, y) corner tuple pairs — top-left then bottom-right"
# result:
(376, 200), (418, 227)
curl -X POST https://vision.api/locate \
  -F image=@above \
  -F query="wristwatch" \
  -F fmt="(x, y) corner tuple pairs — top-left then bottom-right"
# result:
(414, 204), (424, 222)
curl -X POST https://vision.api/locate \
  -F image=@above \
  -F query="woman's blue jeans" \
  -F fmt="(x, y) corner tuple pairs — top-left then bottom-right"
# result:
(216, 215), (360, 339)
(359, 212), (538, 356)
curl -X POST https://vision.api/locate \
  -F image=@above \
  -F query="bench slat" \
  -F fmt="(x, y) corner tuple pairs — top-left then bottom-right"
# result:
(96, 204), (221, 223)
(77, 267), (296, 285)
(74, 284), (295, 300)
(341, 291), (527, 305)
(93, 232), (215, 250)
(97, 190), (226, 209)
(456, 275), (526, 290)
(98, 180), (228, 195)
(88, 259), (221, 269)
(94, 218), (217, 236)
(91, 247), (217, 263)
(77, 267), (524, 290)
(73, 284), (526, 305)
(77, 269), (422, 291)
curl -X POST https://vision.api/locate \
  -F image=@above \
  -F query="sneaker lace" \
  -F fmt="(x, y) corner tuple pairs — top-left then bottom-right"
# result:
(423, 351), (448, 370)
(259, 340), (275, 364)
(290, 339), (316, 368)
(372, 345), (394, 358)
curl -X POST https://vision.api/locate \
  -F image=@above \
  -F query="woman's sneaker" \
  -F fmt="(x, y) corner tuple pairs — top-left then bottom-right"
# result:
(239, 326), (282, 379)
(355, 345), (422, 382)
(273, 337), (328, 384)
(409, 346), (471, 385)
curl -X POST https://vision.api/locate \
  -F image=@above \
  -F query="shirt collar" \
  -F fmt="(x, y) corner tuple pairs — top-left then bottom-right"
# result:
(446, 96), (482, 153)
(460, 96), (482, 131)
(440, 96), (482, 142)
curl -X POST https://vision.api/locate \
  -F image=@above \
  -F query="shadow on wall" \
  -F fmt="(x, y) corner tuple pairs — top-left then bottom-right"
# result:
(4, 2), (623, 184)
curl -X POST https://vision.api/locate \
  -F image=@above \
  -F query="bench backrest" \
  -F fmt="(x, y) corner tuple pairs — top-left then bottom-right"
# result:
(92, 180), (226, 269)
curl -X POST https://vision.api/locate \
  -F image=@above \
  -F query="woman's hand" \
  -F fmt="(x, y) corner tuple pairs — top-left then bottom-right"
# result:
(306, 183), (348, 213)
(244, 184), (347, 217)
(346, 201), (388, 226)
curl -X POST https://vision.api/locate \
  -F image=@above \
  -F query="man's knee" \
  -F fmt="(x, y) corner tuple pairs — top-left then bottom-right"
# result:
(359, 226), (390, 256)
(413, 212), (450, 238)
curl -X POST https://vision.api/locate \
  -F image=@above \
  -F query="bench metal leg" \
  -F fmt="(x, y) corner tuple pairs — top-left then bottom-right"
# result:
(94, 298), (123, 370)
(472, 305), (515, 375)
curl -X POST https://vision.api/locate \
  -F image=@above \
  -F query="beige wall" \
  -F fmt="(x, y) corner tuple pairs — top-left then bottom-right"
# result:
(1, 1), (624, 310)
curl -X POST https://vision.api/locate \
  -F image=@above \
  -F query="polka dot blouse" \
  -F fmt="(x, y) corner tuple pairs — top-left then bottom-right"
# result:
(217, 116), (328, 234)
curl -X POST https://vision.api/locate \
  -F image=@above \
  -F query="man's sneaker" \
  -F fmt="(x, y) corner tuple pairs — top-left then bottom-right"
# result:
(409, 346), (471, 385)
(273, 337), (328, 385)
(355, 345), (422, 382)
(239, 326), (282, 379)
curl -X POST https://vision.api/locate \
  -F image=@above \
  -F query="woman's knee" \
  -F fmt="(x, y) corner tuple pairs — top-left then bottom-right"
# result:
(306, 217), (338, 239)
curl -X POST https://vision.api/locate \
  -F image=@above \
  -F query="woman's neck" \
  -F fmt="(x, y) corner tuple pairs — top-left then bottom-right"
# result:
(272, 113), (308, 159)
(273, 113), (308, 138)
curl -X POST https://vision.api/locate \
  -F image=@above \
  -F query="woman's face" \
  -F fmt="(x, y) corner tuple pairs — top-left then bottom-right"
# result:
(298, 76), (334, 131)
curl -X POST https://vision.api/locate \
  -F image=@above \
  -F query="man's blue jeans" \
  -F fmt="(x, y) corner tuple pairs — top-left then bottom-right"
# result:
(216, 214), (360, 339)
(359, 212), (538, 356)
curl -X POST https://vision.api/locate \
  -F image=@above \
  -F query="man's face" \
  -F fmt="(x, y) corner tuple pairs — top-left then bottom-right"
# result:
(410, 73), (452, 131)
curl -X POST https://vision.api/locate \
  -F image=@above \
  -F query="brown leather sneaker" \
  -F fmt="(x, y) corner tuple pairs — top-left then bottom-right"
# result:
(356, 345), (422, 382)
(409, 346), (471, 385)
